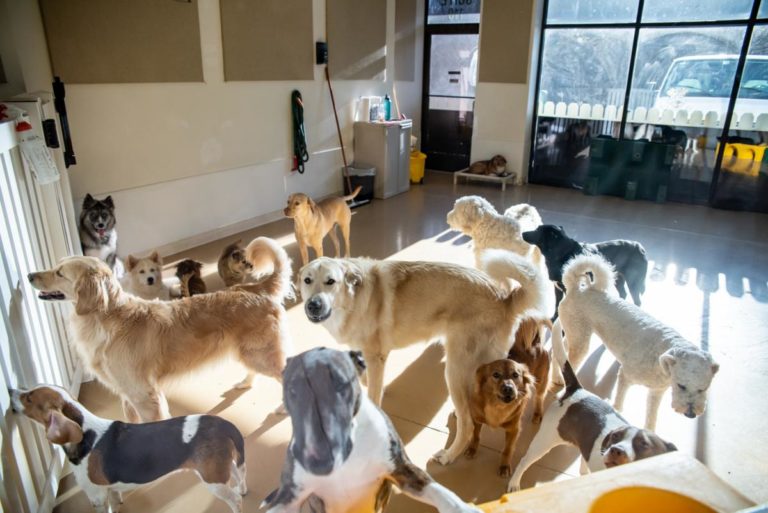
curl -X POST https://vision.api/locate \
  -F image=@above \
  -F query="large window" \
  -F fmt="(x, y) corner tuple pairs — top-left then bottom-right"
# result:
(530, 0), (768, 212)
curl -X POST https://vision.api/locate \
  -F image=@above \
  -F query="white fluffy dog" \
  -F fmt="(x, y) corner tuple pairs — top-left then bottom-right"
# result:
(553, 254), (719, 430)
(446, 196), (542, 267)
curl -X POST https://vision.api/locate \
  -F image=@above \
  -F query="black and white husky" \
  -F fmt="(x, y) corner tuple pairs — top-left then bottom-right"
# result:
(78, 194), (123, 277)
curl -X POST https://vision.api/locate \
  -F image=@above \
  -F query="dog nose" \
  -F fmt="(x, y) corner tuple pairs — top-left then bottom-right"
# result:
(306, 297), (323, 315)
(501, 383), (515, 395)
(685, 405), (696, 418)
(608, 446), (626, 456)
(147, 277), (155, 285)
(27, 273), (35, 283)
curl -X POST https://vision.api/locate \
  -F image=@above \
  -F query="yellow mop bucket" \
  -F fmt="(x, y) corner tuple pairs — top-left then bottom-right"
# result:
(717, 142), (766, 176)
(410, 151), (427, 184)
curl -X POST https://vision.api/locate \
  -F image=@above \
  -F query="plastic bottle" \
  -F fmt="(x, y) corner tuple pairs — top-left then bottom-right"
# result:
(383, 94), (392, 121)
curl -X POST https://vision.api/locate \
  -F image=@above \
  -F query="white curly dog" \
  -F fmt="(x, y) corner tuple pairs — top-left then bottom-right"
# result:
(446, 196), (542, 263)
(553, 253), (719, 430)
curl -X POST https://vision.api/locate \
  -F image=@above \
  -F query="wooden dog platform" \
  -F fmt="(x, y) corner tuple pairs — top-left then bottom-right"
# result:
(453, 169), (515, 190)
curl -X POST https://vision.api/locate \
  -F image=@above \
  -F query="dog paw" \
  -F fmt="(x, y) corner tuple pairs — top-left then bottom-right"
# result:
(234, 381), (252, 390)
(464, 446), (477, 459)
(431, 449), (454, 466)
(498, 465), (511, 478)
(507, 481), (521, 493)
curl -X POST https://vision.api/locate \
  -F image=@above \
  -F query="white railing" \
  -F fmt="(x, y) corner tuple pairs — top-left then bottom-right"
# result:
(538, 100), (768, 130)
(0, 97), (81, 513)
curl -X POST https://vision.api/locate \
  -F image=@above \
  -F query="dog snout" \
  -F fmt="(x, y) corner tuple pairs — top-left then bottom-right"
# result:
(27, 273), (35, 283)
(306, 297), (323, 315)
(608, 445), (626, 457)
(685, 404), (696, 418)
(147, 277), (155, 285)
(9, 389), (22, 413)
(501, 383), (515, 395)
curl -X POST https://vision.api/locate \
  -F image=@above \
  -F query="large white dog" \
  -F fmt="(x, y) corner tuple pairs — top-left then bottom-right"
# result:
(446, 196), (542, 268)
(298, 252), (549, 466)
(554, 254), (719, 430)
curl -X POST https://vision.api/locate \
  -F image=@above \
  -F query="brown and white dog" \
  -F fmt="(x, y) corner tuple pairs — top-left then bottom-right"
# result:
(218, 239), (253, 287)
(28, 237), (292, 422)
(467, 359), (535, 478)
(121, 251), (170, 300)
(284, 186), (361, 266)
(507, 360), (677, 492)
(10, 385), (247, 513)
(468, 155), (508, 177)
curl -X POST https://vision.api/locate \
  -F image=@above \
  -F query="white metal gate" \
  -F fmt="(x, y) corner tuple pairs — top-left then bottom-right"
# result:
(0, 96), (81, 513)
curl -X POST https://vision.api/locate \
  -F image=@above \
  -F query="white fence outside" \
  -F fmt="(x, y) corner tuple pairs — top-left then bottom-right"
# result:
(0, 97), (81, 513)
(538, 100), (768, 130)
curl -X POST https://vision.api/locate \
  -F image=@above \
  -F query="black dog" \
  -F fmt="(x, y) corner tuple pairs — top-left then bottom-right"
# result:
(522, 225), (648, 309)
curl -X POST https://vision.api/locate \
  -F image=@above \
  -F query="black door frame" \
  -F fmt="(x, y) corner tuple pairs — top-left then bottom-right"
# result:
(528, 0), (767, 206)
(421, 12), (480, 171)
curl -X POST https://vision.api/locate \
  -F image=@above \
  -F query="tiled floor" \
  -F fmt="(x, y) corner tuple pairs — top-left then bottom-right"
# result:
(55, 171), (768, 512)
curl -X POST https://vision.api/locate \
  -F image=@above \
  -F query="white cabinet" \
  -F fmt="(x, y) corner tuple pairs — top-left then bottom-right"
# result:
(353, 120), (412, 199)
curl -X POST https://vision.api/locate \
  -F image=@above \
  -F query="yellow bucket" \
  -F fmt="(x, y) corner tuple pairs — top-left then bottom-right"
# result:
(410, 151), (427, 184)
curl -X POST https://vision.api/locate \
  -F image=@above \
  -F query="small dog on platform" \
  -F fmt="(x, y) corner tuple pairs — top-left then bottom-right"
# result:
(11, 385), (247, 513)
(468, 155), (509, 177)
(218, 239), (253, 287)
(176, 259), (207, 297)
(121, 251), (170, 300)
(284, 186), (362, 266)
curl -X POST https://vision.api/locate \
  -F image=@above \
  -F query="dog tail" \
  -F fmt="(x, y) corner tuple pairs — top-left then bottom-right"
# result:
(562, 253), (615, 294)
(245, 237), (294, 301)
(513, 315), (552, 352)
(342, 185), (363, 202)
(561, 359), (581, 397)
(480, 249), (551, 317)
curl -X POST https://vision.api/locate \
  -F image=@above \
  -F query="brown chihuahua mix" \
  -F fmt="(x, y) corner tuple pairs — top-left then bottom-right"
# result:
(467, 359), (534, 477)
(284, 186), (362, 266)
(175, 259), (207, 297)
(508, 316), (552, 424)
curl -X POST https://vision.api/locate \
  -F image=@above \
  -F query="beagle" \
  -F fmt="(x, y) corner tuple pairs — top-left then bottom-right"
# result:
(10, 385), (247, 513)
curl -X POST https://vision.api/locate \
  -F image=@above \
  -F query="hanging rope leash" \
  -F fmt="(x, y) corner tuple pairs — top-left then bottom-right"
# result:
(292, 90), (309, 173)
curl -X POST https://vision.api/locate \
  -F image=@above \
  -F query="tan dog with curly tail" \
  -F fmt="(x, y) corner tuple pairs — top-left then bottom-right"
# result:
(284, 186), (362, 266)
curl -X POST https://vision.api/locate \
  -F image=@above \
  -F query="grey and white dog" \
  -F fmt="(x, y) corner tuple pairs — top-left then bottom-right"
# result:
(78, 194), (123, 277)
(263, 347), (481, 513)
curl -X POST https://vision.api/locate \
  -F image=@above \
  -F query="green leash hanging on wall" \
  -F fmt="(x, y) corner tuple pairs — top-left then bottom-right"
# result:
(292, 90), (309, 173)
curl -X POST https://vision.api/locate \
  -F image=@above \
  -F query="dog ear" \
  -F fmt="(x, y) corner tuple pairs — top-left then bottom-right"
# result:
(665, 441), (678, 452)
(344, 263), (363, 290)
(103, 196), (114, 209)
(46, 410), (83, 445)
(125, 255), (137, 271)
(308, 198), (317, 215)
(658, 350), (677, 377)
(710, 360), (720, 375)
(600, 427), (620, 454)
(348, 351), (366, 374)
(82, 194), (96, 210)
(521, 365), (536, 394)
(149, 251), (162, 264)
(75, 271), (110, 315)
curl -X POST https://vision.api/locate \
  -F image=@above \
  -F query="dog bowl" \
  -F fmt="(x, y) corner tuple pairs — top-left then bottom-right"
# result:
(589, 486), (718, 513)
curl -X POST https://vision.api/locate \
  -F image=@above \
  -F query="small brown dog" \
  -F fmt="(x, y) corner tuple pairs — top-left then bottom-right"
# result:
(284, 186), (362, 266)
(218, 239), (253, 287)
(508, 316), (552, 424)
(176, 259), (206, 297)
(467, 359), (534, 477)
(469, 155), (508, 177)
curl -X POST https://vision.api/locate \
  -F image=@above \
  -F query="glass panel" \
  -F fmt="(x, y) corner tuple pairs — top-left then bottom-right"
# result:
(713, 25), (768, 212)
(625, 26), (747, 204)
(427, 0), (481, 25)
(429, 34), (478, 97)
(760, 0), (768, 18)
(642, 0), (752, 22)
(532, 28), (633, 188)
(547, 0), (638, 24)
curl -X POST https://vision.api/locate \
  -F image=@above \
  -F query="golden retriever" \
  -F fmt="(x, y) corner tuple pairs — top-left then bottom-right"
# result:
(283, 186), (361, 266)
(298, 251), (548, 466)
(28, 237), (292, 423)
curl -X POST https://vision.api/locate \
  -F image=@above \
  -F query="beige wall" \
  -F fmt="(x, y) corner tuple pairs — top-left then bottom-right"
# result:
(2, 0), (424, 257)
(471, 0), (540, 180)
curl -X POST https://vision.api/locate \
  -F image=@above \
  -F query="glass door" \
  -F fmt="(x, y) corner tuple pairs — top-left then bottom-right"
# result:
(421, 1), (480, 171)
